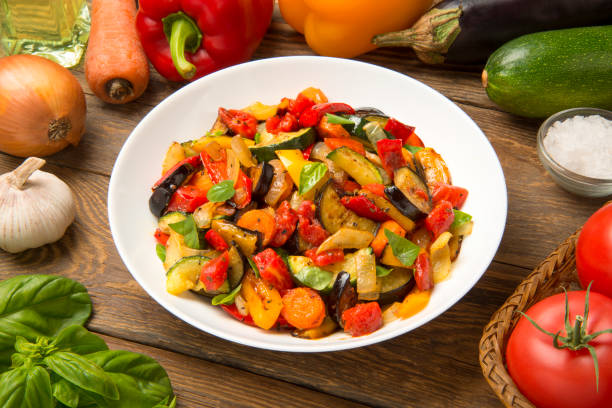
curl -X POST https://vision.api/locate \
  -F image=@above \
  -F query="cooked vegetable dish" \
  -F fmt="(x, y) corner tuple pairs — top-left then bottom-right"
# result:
(149, 87), (473, 339)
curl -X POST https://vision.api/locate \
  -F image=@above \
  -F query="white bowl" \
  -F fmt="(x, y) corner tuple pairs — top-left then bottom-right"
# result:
(108, 56), (507, 352)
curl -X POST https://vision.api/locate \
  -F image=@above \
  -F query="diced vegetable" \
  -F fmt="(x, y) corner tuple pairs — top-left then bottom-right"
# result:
(237, 209), (276, 247)
(315, 181), (378, 235)
(327, 147), (384, 186)
(415, 147), (451, 191)
(355, 247), (378, 300)
(241, 271), (283, 330)
(342, 302), (383, 337)
(199, 251), (230, 292)
(430, 232), (453, 283)
(210, 219), (260, 256)
(250, 127), (316, 162)
(328, 271), (357, 327)
(264, 159), (294, 207)
(166, 255), (211, 296)
(371, 220), (406, 257)
(281, 287), (326, 330)
(425, 201), (455, 238)
(253, 248), (294, 291)
(316, 228), (374, 254)
(395, 289), (430, 319)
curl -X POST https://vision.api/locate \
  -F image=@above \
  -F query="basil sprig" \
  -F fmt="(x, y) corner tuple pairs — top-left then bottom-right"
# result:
(212, 284), (242, 306)
(376, 265), (392, 277)
(299, 162), (327, 195)
(156, 243), (167, 262)
(207, 180), (235, 202)
(294, 266), (334, 292)
(451, 209), (472, 230)
(169, 215), (200, 249)
(384, 229), (420, 267)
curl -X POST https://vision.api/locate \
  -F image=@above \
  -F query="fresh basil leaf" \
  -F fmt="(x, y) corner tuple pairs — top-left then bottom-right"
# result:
(207, 180), (235, 203)
(325, 113), (353, 125)
(212, 284), (242, 306)
(299, 162), (327, 195)
(295, 266), (334, 292)
(451, 209), (472, 230)
(254, 132), (261, 144)
(376, 265), (392, 277)
(86, 350), (174, 408)
(384, 229), (420, 267)
(247, 257), (260, 279)
(0, 366), (54, 408)
(53, 379), (80, 408)
(404, 145), (423, 154)
(51, 325), (108, 355)
(44, 352), (119, 400)
(156, 244), (166, 262)
(169, 215), (200, 249)
(0, 275), (91, 371)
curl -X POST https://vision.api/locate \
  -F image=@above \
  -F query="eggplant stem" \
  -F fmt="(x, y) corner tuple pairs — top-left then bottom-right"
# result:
(8, 157), (46, 190)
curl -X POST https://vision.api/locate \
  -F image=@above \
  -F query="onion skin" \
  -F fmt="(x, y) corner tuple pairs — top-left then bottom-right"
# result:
(0, 55), (86, 157)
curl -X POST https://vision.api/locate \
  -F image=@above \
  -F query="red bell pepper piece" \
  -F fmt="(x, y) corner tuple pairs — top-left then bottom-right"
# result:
(218, 108), (257, 139)
(270, 201), (298, 247)
(136, 0), (274, 82)
(362, 183), (386, 198)
(221, 304), (256, 326)
(414, 251), (433, 291)
(376, 139), (406, 179)
(431, 182), (469, 209)
(302, 144), (314, 160)
(298, 102), (355, 127)
(324, 138), (365, 156)
(166, 185), (208, 213)
(154, 229), (170, 246)
(252, 248), (294, 292)
(304, 248), (344, 267)
(205, 230), (229, 252)
(340, 195), (390, 222)
(296, 201), (329, 247)
(425, 200), (455, 238)
(279, 112), (299, 132)
(288, 93), (315, 117)
(384, 118), (423, 147)
(341, 302), (383, 337)
(153, 155), (201, 189)
(232, 170), (252, 209)
(266, 115), (281, 134)
(200, 251), (230, 291)
(200, 151), (227, 185)
(339, 180), (361, 193)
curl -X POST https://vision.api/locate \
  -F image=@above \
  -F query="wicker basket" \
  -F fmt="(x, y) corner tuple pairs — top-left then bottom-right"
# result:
(478, 228), (583, 408)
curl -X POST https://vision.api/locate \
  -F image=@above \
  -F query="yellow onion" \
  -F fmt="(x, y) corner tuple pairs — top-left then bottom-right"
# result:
(0, 55), (86, 157)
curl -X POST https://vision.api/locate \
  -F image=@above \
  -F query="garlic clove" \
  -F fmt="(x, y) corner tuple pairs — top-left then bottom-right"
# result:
(0, 157), (76, 253)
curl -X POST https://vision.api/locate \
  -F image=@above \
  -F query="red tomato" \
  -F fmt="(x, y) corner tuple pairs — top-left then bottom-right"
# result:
(506, 290), (612, 408)
(154, 229), (169, 246)
(270, 201), (298, 247)
(252, 248), (294, 292)
(200, 252), (229, 291)
(576, 203), (612, 299)
(297, 201), (329, 246)
(342, 302), (383, 337)
(218, 108), (257, 139)
(424, 200), (455, 238)
(430, 182), (468, 209)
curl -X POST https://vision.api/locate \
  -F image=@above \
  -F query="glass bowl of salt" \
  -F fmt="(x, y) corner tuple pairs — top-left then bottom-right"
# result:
(537, 107), (612, 198)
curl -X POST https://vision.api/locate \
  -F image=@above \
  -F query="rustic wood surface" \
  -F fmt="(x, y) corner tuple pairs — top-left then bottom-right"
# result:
(0, 6), (608, 408)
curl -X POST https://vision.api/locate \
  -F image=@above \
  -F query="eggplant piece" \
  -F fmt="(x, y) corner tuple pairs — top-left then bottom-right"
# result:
(210, 219), (261, 256)
(377, 268), (415, 305)
(373, 0), (612, 65)
(316, 180), (378, 235)
(327, 271), (357, 328)
(391, 167), (433, 216)
(249, 161), (274, 200)
(354, 107), (387, 117)
(149, 160), (199, 217)
(384, 186), (426, 221)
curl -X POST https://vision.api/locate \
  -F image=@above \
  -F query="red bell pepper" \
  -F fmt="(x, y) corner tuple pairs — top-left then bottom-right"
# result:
(166, 185), (208, 213)
(431, 182), (469, 209)
(200, 251), (230, 291)
(384, 118), (423, 147)
(339, 180), (361, 193)
(252, 248), (294, 292)
(341, 302), (383, 337)
(376, 139), (406, 179)
(221, 304), (256, 326)
(302, 144), (314, 160)
(340, 195), (390, 222)
(304, 248), (344, 267)
(296, 201), (329, 247)
(205, 230), (229, 252)
(153, 155), (201, 189)
(414, 251), (433, 291)
(200, 151), (227, 185)
(218, 108), (257, 139)
(425, 200), (455, 238)
(154, 229), (170, 246)
(299, 103), (355, 127)
(324, 138), (365, 156)
(288, 93), (315, 117)
(136, 0), (274, 82)
(362, 183), (386, 198)
(270, 201), (298, 247)
(232, 170), (252, 209)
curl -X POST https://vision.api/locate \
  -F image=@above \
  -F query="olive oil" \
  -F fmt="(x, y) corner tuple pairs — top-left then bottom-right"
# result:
(0, 0), (90, 67)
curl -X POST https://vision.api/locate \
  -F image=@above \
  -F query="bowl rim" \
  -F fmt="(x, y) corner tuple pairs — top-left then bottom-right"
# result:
(537, 107), (612, 185)
(108, 55), (508, 352)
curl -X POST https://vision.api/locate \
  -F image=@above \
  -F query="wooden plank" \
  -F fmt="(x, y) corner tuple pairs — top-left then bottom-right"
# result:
(98, 333), (368, 408)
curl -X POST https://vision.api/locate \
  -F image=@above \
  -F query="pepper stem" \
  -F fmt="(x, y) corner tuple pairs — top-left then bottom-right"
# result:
(162, 12), (203, 80)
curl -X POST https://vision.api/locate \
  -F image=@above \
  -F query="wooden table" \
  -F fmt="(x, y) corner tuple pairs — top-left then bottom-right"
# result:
(0, 7), (608, 408)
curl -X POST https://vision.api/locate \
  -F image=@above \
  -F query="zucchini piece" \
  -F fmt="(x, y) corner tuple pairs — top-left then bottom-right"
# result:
(250, 127), (316, 162)
(327, 147), (383, 186)
(377, 268), (415, 305)
(210, 219), (261, 256)
(192, 278), (230, 297)
(166, 255), (210, 296)
(354, 113), (389, 139)
(391, 166), (433, 215)
(315, 181), (378, 235)
(158, 211), (188, 234)
(362, 121), (390, 148)
(227, 245), (245, 289)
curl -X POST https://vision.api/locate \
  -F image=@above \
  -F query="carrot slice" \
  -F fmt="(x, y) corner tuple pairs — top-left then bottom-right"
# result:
(236, 209), (276, 246)
(371, 220), (406, 257)
(281, 287), (326, 330)
(85, 0), (149, 104)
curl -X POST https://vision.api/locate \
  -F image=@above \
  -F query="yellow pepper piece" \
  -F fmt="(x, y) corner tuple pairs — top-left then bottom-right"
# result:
(191, 136), (254, 152)
(279, 0), (433, 58)
(241, 271), (283, 330)
(242, 101), (278, 121)
(276, 149), (329, 199)
(395, 289), (431, 319)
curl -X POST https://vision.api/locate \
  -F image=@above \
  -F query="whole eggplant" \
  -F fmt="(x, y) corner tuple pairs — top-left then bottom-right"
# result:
(373, 0), (612, 64)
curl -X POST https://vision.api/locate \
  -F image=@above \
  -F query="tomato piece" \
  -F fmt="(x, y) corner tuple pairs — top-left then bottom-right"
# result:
(414, 251), (433, 291)
(376, 139), (406, 179)
(340, 195), (390, 222)
(205, 230), (229, 252)
(506, 290), (612, 408)
(288, 93), (315, 117)
(324, 138), (365, 156)
(166, 185), (209, 213)
(154, 229), (169, 246)
(279, 112), (299, 132)
(218, 108), (257, 139)
(304, 248), (344, 267)
(200, 251), (229, 292)
(431, 182), (468, 209)
(270, 201), (298, 247)
(241, 271), (283, 330)
(424, 200), (455, 238)
(253, 248), (294, 292)
(384, 118), (422, 147)
(297, 201), (329, 246)
(299, 102), (355, 127)
(576, 203), (612, 299)
(341, 302), (383, 337)
(266, 115), (282, 134)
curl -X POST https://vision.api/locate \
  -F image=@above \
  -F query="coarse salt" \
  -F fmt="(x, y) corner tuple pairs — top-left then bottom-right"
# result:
(543, 114), (612, 179)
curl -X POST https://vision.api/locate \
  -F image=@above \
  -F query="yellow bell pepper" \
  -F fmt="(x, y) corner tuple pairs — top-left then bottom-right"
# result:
(395, 289), (431, 319)
(275, 149), (329, 199)
(278, 0), (434, 58)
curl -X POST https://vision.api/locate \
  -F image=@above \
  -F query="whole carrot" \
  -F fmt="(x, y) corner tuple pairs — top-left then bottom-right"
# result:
(85, 0), (149, 104)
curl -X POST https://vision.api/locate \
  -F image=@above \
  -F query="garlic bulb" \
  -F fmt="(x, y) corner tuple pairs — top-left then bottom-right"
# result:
(0, 157), (76, 253)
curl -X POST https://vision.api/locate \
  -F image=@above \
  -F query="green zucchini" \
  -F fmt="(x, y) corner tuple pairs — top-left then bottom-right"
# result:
(249, 127), (316, 161)
(483, 26), (612, 118)
(327, 147), (384, 186)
